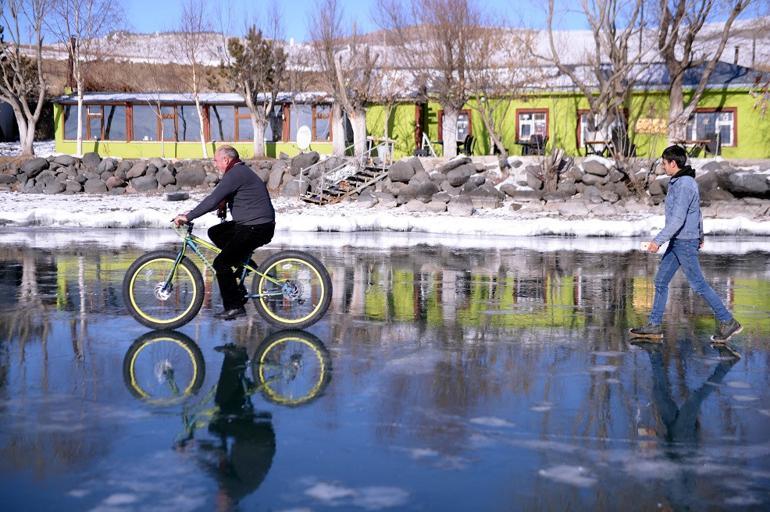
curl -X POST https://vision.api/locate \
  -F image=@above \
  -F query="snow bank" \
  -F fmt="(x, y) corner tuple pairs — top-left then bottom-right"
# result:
(1, 192), (769, 254)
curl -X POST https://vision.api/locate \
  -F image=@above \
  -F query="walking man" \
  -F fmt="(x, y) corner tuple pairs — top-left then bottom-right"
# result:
(174, 146), (275, 320)
(630, 145), (741, 342)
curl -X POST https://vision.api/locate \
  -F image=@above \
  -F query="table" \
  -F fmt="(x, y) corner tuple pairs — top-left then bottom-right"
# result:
(517, 140), (545, 156)
(674, 139), (710, 157)
(584, 140), (610, 157)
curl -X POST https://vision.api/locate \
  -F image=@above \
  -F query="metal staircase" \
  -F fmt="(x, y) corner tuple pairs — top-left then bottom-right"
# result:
(299, 141), (393, 205)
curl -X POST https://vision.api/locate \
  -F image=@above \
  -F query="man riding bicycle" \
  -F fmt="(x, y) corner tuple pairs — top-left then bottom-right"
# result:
(174, 146), (275, 321)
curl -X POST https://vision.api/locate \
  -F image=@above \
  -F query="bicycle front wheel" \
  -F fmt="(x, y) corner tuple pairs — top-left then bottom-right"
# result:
(251, 250), (332, 329)
(123, 250), (204, 330)
(123, 330), (205, 405)
(251, 330), (332, 406)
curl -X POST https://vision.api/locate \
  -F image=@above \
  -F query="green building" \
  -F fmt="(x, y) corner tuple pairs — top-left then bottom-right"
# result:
(53, 61), (770, 160)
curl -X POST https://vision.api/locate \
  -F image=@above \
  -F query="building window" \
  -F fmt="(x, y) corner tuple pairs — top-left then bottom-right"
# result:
(264, 105), (284, 142)
(576, 110), (626, 148)
(686, 108), (736, 146)
(437, 109), (472, 142)
(235, 107), (253, 141)
(178, 105), (202, 142)
(63, 104), (128, 140)
(287, 103), (331, 142)
(314, 104), (331, 141)
(516, 109), (548, 141)
(210, 105), (235, 141)
(104, 105), (127, 140)
(132, 105), (158, 141)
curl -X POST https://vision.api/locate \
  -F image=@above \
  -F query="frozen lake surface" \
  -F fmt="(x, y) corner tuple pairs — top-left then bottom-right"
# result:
(0, 230), (769, 511)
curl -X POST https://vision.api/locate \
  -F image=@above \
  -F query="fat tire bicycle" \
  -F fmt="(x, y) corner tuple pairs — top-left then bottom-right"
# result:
(122, 223), (332, 330)
(122, 329), (332, 407)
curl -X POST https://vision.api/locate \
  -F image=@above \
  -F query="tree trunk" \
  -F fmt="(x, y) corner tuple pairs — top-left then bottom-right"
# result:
(332, 104), (346, 156)
(194, 97), (208, 158)
(667, 73), (687, 142)
(252, 116), (266, 158)
(76, 89), (84, 156)
(12, 107), (34, 156)
(350, 109), (367, 157)
(442, 106), (458, 158)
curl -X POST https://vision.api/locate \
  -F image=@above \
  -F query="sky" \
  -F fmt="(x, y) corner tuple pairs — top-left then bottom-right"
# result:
(122, 0), (580, 42)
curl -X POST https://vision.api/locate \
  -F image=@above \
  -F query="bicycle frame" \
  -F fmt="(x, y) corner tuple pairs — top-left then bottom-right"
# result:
(165, 223), (284, 299)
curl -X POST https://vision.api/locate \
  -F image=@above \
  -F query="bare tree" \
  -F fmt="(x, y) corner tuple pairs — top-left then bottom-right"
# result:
(176, 0), (211, 158)
(310, 0), (379, 157)
(0, 0), (48, 156)
(466, 26), (543, 158)
(379, 0), (481, 158)
(49, 0), (123, 156)
(655, 0), (752, 142)
(540, 0), (652, 144)
(222, 26), (286, 158)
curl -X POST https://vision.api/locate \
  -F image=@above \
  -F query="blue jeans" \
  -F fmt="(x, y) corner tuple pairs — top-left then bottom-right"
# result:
(649, 238), (732, 325)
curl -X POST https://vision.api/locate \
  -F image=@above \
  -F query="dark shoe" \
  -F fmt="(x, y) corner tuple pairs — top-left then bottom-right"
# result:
(214, 307), (247, 320)
(629, 323), (663, 339)
(711, 318), (742, 343)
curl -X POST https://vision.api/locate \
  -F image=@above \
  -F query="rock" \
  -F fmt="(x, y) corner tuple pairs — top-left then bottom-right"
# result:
(176, 165), (207, 187)
(149, 157), (166, 168)
(695, 170), (718, 196)
(582, 185), (603, 204)
(267, 166), (285, 190)
(356, 191), (378, 208)
(105, 176), (126, 190)
(609, 169), (625, 182)
(205, 172), (219, 184)
(582, 158), (610, 176)
(282, 178), (304, 197)
(164, 184), (180, 193)
(467, 184), (505, 209)
(701, 187), (734, 202)
(65, 181), (83, 193)
(84, 178), (107, 194)
(117, 160), (133, 175)
(21, 158), (49, 178)
(446, 164), (474, 187)
(432, 191), (451, 203)
(81, 152), (101, 171)
(374, 192), (397, 208)
(437, 156), (471, 173)
(556, 181), (577, 196)
(389, 159), (415, 183)
(500, 183), (518, 198)
(108, 187), (126, 195)
(404, 198), (428, 212)
(543, 191), (571, 202)
(166, 191), (190, 201)
(255, 166), (270, 183)
(410, 170), (432, 184)
(446, 196), (474, 215)
(156, 168), (175, 187)
(43, 181), (66, 194)
(581, 172), (607, 186)
(700, 161), (726, 173)
(409, 157), (425, 174)
(589, 203), (620, 216)
(97, 158), (117, 173)
(410, 180), (439, 200)
(599, 188), (620, 203)
(557, 201), (590, 217)
(127, 161), (147, 179)
(0, 174), (17, 185)
(426, 200), (448, 212)
(525, 167), (543, 190)
(290, 151), (320, 175)
(132, 176), (159, 192)
(510, 202), (523, 211)
(648, 177), (666, 196)
(508, 158), (523, 168)
(34, 170), (56, 186)
(53, 155), (79, 166)
(726, 172), (769, 196)
(145, 164), (158, 178)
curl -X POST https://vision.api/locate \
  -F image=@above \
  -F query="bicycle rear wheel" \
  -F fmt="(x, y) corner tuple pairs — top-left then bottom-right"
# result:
(123, 250), (204, 330)
(251, 330), (332, 406)
(251, 250), (332, 329)
(123, 330), (205, 405)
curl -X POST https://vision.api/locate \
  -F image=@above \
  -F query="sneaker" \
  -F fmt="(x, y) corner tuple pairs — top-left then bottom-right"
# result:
(213, 306), (247, 321)
(629, 323), (663, 339)
(711, 318), (742, 343)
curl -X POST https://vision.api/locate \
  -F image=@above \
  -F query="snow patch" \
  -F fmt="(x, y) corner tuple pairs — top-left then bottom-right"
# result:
(538, 465), (597, 488)
(470, 416), (515, 428)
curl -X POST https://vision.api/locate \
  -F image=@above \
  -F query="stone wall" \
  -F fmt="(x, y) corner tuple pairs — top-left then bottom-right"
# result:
(1, 152), (768, 218)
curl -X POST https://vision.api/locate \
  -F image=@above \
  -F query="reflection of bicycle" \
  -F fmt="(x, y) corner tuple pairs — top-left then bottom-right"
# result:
(122, 223), (332, 330)
(122, 329), (332, 407)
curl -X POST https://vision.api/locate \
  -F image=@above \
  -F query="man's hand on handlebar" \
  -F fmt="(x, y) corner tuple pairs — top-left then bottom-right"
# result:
(173, 214), (189, 227)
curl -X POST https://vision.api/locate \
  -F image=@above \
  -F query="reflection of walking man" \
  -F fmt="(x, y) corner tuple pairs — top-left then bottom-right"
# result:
(631, 145), (741, 342)
(643, 345), (737, 443)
